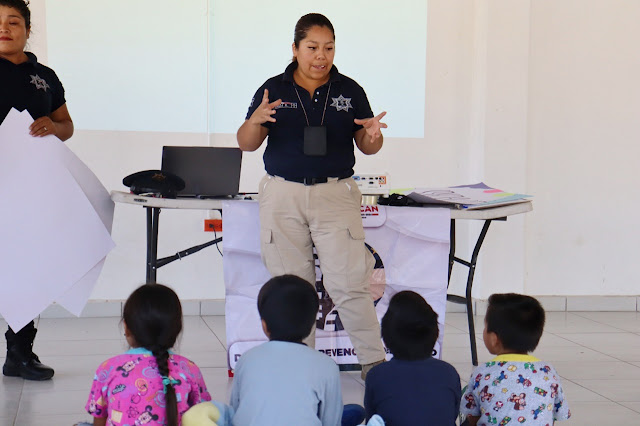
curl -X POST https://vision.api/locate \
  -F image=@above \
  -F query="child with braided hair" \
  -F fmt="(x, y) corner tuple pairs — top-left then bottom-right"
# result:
(82, 283), (211, 426)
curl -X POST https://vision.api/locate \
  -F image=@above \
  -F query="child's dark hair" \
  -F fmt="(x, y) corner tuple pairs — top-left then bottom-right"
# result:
(123, 283), (182, 426)
(257, 275), (319, 342)
(485, 293), (545, 353)
(381, 291), (439, 360)
(0, 0), (31, 28)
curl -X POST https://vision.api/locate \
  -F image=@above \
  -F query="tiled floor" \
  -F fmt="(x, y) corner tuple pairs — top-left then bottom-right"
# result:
(1, 311), (639, 425)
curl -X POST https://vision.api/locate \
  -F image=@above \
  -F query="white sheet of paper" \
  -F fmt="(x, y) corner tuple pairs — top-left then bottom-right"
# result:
(407, 183), (531, 208)
(48, 114), (114, 314)
(56, 140), (114, 233)
(55, 258), (107, 315)
(0, 109), (115, 330)
(9, 109), (116, 315)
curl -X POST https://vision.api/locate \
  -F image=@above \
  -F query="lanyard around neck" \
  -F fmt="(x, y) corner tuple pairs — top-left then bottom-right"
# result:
(294, 82), (332, 127)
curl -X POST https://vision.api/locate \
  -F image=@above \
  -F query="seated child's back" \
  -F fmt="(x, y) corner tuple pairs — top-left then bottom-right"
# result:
(365, 291), (461, 425)
(231, 340), (341, 425)
(230, 275), (342, 426)
(84, 283), (211, 426)
(461, 293), (570, 426)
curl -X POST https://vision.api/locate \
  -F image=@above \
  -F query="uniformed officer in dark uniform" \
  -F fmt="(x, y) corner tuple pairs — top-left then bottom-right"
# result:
(1, 0), (74, 380)
(237, 13), (388, 379)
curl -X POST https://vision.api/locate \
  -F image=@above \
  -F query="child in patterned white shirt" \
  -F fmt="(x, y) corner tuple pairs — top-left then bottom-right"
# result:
(460, 293), (571, 426)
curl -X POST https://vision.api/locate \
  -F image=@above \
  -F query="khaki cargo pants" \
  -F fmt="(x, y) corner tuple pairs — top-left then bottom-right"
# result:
(258, 174), (386, 365)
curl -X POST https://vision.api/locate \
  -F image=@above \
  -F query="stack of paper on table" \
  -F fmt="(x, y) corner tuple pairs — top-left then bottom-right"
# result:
(0, 108), (115, 331)
(404, 182), (531, 210)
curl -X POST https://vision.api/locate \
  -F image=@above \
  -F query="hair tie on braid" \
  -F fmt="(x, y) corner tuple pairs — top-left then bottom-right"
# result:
(161, 376), (180, 393)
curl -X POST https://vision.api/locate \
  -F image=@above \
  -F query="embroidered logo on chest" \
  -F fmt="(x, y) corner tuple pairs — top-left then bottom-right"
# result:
(330, 95), (352, 112)
(30, 74), (50, 92)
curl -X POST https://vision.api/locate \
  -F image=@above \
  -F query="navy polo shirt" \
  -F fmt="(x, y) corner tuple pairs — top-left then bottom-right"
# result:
(364, 357), (462, 426)
(0, 52), (66, 124)
(245, 62), (373, 179)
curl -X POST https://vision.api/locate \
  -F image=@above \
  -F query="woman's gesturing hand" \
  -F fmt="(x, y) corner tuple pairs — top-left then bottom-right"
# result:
(249, 89), (282, 125)
(354, 111), (387, 142)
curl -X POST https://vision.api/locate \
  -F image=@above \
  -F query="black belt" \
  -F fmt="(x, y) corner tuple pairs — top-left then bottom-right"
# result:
(279, 175), (350, 186)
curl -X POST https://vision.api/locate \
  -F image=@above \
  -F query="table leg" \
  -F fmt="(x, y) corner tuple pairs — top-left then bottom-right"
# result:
(448, 219), (456, 284)
(142, 206), (223, 282)
(447, 219), (494, 366)
(466, 220), (492, 365)
(145, 207), (161, 284)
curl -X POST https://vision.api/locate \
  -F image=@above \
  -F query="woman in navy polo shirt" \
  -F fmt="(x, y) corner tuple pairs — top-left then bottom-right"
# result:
(237, 13), (387, 378)
(1, 0), (73, 381)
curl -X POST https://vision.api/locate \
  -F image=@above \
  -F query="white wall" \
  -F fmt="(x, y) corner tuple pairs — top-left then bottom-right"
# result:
(25, 0), (640, 301)
(466, 0), (640, 298)
(525, 0), (640, 295)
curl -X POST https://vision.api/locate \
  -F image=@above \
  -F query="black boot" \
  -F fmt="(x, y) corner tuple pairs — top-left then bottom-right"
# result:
(3, 322), (54, 380)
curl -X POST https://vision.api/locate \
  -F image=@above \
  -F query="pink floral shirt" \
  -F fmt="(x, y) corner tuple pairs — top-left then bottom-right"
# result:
(85, 348), (211, 425)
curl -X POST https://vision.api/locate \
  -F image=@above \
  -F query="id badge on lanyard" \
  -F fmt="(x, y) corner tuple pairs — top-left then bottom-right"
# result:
(295, 83), (331, 157)
(303, 126), (327, 156)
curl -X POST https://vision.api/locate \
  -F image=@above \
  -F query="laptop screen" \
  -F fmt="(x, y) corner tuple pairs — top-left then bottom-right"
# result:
(161, 146), (242, 198)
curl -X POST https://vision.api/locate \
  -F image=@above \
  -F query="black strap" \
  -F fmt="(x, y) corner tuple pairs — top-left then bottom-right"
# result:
(280, 175), (351, 186)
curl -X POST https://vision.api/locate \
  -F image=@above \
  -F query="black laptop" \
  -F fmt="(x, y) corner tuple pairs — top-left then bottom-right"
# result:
(161, 146), (242, 198)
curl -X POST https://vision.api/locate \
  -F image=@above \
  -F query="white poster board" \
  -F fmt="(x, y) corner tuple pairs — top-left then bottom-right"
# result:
(0, 109), (115, 330)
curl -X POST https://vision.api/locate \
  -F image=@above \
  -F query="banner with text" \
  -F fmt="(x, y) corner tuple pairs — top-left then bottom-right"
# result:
(223, 201), (450, 370)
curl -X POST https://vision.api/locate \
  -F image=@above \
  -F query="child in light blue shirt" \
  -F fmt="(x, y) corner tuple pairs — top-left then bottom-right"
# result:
(230, 275), (365, 426)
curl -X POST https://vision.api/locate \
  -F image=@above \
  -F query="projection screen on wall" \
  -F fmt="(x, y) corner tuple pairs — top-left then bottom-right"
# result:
(45, 0), (427, 138)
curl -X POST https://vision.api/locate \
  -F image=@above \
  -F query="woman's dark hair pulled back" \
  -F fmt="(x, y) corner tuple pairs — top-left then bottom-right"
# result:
(0, 0), (31, 28)
(123, 283), (183, 426)
(292, 13), (335, 62)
